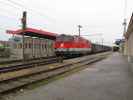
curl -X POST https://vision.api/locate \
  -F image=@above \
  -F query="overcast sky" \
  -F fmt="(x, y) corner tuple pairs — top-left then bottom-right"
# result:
(0, 0), (133, 45)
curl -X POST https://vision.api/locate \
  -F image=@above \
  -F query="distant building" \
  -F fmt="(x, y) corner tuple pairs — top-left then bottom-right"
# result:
(0, 40), (10, 58)
(0, 40), (10, 47)
(115, 39), (125, 46)
(6, 28), (57, 60)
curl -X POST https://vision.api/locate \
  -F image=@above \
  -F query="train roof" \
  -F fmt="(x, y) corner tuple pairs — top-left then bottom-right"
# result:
(57, 34), (90, 40)
(57, 34), (91, 42)
(6, 28), (58, 40)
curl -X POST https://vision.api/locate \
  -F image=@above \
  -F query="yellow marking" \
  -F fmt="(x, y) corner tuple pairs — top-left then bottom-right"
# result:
(49, 66), (54, 69)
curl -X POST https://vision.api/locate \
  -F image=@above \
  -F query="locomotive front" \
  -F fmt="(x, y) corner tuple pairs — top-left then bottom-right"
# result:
(54, 34), (92, 57)
(54, 34), (74, 56)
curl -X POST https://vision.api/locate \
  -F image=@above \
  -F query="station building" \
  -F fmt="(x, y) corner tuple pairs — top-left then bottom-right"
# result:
(7, 28), (58, 60)
(124, 13), (133, 63)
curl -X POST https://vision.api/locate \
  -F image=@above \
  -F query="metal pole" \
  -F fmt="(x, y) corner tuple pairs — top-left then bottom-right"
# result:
(79, 25), (80, 36)
(22, 31), (24, 60)
(123, 0), (127, 34)
(21, 11), (27, 61)
(78, 25), (82, 36)
(123, 18), (127, 34)
(39, 38), (41, 58)
(101, 38), (104, 48)
(31, 37), (34, 58)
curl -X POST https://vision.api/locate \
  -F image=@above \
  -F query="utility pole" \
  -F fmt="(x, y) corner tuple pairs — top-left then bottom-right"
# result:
(123, 0), (127, 34)
(123, 18), (127, 34)
(21, 11), (27, 61)
(101, 37), (104, 48)
(122, 0), (127, 55)
(78, 25), (82, 36)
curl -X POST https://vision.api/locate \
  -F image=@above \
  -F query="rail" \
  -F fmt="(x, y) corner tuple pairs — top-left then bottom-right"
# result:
(0, 52), (111, 95)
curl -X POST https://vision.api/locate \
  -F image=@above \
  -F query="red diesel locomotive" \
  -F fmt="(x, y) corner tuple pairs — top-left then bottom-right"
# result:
(54, 34), (92, 56)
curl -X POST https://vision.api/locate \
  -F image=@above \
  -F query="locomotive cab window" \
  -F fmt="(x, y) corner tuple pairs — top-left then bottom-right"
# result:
(56, 35), (74, 41)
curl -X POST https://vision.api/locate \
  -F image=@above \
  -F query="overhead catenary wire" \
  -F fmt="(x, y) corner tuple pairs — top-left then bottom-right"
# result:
(0, 0), (55, 32)
(124, 0), (127, 18)
(0, 8), (19, 20)
(0, 0), (22, 18)
(6, 0), (55, 22)
(0, 0), (55, 22)
(0, 0), (22, 10)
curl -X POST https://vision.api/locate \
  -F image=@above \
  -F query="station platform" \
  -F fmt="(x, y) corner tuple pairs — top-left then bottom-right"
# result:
(7, 53), (133, 100)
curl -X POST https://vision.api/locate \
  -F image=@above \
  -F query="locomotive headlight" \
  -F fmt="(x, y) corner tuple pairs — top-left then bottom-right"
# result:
(60, 43), (64, 47)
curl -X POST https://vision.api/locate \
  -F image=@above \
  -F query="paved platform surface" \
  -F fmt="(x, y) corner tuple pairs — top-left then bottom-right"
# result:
(7, 53), (133, 100)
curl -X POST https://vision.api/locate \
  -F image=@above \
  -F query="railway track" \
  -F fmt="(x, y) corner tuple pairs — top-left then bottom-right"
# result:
(0, 56), (57, 67)
(0, 52), (111, 95)
(0, 56), (59, 73)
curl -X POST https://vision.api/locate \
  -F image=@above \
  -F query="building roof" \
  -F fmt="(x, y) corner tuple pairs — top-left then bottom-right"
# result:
(6, 28), (58, 40)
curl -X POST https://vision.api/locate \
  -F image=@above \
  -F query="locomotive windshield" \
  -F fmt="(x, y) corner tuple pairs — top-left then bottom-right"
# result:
(56, 35), (74, 41)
